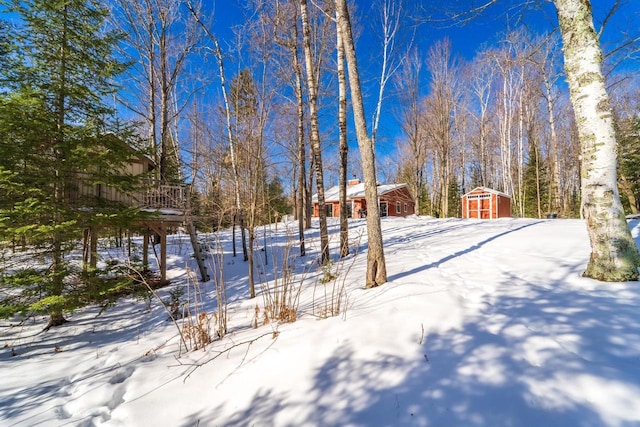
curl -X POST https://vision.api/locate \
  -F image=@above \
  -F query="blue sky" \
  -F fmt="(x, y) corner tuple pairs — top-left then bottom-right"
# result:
(201, 0), (638, 183)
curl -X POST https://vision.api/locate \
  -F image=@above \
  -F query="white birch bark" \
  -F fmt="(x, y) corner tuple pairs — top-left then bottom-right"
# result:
(371, 0), (403, 146)
(292, 25), (307, 257)
(336, 11), (349, 258)
(335, 0), (387, 287)
(300, 0), (330, 264)
(539, 35), (563, 214)
(554, 0), (640, 281)
(471, 55), (493, 188)
(185, 1), (248, 264)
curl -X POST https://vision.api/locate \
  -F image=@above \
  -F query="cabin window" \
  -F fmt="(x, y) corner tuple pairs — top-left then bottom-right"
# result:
(404, 203), (408, 213)
(380, 202), (388, 217)
(396, 201), (401, 214)
(325, 203), (333, 217)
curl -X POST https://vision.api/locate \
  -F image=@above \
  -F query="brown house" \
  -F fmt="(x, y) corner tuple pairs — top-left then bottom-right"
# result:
(70, 137), (187, 212)
(313, 179), (415, 218)
(461, 187), (511, 219)
(70, 137), (191, 282)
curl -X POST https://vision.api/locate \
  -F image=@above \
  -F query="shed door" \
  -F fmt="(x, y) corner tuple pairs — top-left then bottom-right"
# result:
(466, 194), (492, 219)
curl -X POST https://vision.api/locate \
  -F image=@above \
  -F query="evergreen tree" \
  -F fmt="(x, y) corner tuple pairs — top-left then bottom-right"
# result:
(0, 19), (10, 63)
(447, 177), (461, 218)
(523, 140), (549, 218)
(265, 177), (291, 223)
(418, 184), (431, 216)
(617, 117), (640, 214)
(0, 0), (142, 327)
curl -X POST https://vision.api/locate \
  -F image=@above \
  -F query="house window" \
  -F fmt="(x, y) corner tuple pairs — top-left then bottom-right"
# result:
(404, 203), (408, 213)
(380, 201), (388, 217)
(396, 201), (401, 214)
(325, 203), (333, 217)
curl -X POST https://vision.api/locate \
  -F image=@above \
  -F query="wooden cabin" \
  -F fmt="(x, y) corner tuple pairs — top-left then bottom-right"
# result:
(313, 180), (415, 218)
(69, 138), (187, 212)
(69, 137), (195, 283)
(461, 187), (511, 219)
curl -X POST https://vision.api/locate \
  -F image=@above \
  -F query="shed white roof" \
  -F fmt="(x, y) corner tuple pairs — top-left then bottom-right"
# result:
(462, 186), (511, 198)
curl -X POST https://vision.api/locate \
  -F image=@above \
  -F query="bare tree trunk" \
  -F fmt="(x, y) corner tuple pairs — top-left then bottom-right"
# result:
(545, 79), (560, 214)
(185, 1), (247, 262)
(395, 50), (425, 211)
(336, 12), (349, 258)
(159, 21), (170, 183)
(335, 0), (387, 287)
(371, 0), (404, 146)
(248, 230), (255, 297)
(289, 18), (307, 256)
(424, 39), (460, 218)
(555, 0), (640, 281)
(306, 154), (314, 229)
(469, 52), (495, 188)
(49, 3), (70, 328)
(542, 58), (562, 214)
(300, 0), (330, 264)
(147, 16), (158, 175)
(517, 66), (525, 217)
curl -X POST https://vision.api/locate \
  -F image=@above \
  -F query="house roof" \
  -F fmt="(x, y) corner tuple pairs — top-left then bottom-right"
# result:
(103, 132), (156, 168)
(462, 186), (511, 198)
(313, 183), (409, 202)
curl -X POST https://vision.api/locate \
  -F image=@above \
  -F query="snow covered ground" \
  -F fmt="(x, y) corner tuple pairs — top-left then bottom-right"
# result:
(2, 216), (640, 426)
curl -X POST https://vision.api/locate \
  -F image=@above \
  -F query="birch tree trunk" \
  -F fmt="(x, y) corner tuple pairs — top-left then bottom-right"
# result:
(271, 0), (307, 255)
(539, 35), (563, 214)
(336, 13), (349, 258)
(469, 52), (494, 188)
(395, 50), (425, 212)
(292, 36), (307, 257)
(371, 0), (403, 146)
(554, 0), (640, 281)
(185, 1), (248, 263)
(335, 0), (387, 287)
(300, 0), (330, 264)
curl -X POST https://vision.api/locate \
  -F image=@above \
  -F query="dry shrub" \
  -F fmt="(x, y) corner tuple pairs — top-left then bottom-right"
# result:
(183, 312), (213, 350)
(256, 228), (306, 326)
(312, 232), (361, 319)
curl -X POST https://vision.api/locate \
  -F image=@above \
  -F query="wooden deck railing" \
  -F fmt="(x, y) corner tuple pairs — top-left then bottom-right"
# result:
(70, 176), (188, 212)
(138, 182), (188, 211)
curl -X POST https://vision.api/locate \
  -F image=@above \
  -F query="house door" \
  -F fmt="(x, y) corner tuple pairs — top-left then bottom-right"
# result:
(380, 201), (388, 217)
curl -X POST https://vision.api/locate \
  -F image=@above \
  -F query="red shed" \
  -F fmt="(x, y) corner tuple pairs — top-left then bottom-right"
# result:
(461, 187), (511, 219)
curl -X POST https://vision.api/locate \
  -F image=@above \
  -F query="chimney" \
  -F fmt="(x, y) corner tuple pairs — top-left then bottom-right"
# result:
(348, 178), (361, 186)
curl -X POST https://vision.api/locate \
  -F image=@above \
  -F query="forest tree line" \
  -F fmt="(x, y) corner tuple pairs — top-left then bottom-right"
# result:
(104, 0), (640, 223)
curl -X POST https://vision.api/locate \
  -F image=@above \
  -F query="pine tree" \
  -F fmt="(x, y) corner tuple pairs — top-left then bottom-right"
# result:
(523, 139), (549, 218)
(617, 117), (640, 214)
(0, 0), (142, 327)
(264, 177), (291, 223)
(447, 177), (461, 218)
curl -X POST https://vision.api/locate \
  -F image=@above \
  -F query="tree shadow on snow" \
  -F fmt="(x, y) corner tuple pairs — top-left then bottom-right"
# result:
(180, 260), (640, 426)
(388, 220), (543, 282)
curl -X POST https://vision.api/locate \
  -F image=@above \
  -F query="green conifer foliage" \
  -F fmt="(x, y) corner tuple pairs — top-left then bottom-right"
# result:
(523, 139), (549, 218)
(0, 0), (144, 327)
(617, 117), (640, 214)
(447, 178), (461, 218)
